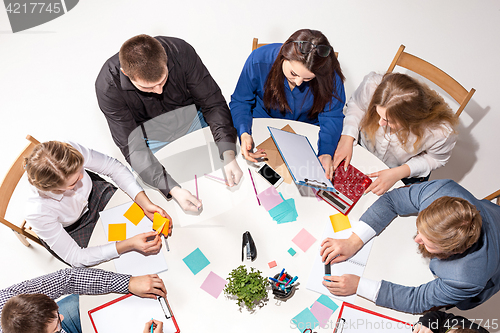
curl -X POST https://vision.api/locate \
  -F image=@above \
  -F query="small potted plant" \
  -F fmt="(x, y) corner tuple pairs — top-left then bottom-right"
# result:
(224, 265), (269, 311)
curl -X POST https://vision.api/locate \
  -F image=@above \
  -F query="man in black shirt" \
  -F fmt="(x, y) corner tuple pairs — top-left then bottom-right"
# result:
(95, 34), (242, 212)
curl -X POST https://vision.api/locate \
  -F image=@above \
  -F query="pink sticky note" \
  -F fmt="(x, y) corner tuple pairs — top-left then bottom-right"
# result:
(200, 271), (227, 299)
(257, 186), (283, 211)
(292, 228), (317, 252)
(311, 300), (334, 327)
(268, 261), (277, 268)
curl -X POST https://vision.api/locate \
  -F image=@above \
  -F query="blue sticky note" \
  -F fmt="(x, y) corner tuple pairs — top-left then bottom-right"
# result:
(182, 248), (210, 275)
(269, 198), (298, 224)
(291, 307), (319, 332)
(313, 295), (339, 313)
(288, 247), (297, 256)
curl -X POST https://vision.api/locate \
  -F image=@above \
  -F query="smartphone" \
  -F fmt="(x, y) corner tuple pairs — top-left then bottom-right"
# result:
(256, 163), (284, 188)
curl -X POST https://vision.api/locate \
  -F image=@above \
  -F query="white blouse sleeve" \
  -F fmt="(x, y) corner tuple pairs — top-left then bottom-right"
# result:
(27, 210), (119, 267)
(68, 141), (144, 200)
(342, 72), (383, 144)
(404, 126), (458, 178)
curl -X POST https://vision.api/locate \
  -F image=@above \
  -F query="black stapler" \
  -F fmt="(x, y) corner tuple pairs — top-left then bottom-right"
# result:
(242, 231), (257, 261)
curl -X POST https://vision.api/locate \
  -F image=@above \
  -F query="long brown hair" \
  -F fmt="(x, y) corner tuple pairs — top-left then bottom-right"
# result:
(360, 73), (458, 152)
(263, 29), (345, 118)
(24, 141), (84, 191)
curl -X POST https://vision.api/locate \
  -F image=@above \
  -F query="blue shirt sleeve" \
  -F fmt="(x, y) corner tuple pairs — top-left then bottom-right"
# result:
(317, 74), (346, 156)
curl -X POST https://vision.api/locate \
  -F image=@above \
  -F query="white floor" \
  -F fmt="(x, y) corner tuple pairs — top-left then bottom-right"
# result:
(1, 0), (500, 332)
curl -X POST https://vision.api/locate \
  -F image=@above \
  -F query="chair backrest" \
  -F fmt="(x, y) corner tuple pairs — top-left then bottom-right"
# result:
(387, 44), (475, 117)
(0, 135), (42, 246)
(252, 38), (268, 51)
(252, 38), (339, 58)
(483, 189), (500, 202)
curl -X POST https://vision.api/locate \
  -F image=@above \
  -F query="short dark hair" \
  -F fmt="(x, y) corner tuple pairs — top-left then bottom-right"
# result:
(1, 294), (58, 333)
(119, 34), (168, 82)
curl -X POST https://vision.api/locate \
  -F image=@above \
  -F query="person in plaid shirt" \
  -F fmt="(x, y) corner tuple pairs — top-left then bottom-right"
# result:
(0, 268), (166, 333)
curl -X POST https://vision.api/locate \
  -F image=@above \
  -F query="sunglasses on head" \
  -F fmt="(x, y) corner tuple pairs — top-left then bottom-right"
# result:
(290, 40), (332, 57)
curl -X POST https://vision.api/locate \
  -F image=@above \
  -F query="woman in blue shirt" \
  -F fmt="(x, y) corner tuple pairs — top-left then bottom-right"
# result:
(230, 29), (345, 179)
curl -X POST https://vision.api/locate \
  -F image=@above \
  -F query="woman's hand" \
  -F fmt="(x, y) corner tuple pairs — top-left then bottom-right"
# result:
(117, 231), (162, 256)
(333, 135), (355, 171)
(319, 154), (333, 180)
(240, 133), (266, 163)
(134, 192), (173, 235)
(365, 165), (410, 196)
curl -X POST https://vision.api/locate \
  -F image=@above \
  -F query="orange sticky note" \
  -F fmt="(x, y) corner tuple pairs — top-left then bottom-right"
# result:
(152, 212), (170, 236)
(123, 202), (145, 226)
(330, 214), (351, 233)
(108, 223), (127, 241)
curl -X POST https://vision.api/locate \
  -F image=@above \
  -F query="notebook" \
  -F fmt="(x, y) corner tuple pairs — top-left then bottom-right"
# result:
(88, 294), (180, 333)
(306, 220), (373, 303)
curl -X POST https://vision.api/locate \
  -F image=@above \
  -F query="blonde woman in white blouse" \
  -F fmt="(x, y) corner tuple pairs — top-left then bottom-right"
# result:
(24, 140), (172, 267)
(333, 72), (458, 195)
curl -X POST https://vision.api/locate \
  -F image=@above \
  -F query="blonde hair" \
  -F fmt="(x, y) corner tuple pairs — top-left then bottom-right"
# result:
(416, 196), (482, 254)
(24, 141), (84, 191)
(360, 73), (458, 152)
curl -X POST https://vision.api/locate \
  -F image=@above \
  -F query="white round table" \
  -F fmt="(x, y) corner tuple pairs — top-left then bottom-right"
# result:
(81, 118), (432, 332)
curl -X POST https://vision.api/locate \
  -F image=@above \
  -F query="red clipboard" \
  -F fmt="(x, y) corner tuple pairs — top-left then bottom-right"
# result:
(318, 161), (372, 215)
(88, 293), (180, 333)
(333, 302), (412, 333)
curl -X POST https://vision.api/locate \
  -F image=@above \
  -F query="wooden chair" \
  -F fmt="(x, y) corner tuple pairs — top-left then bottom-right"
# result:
(484, 189), (500, 205)
(0, 135), (43, 246)
(252, 37), (339, 58)
(387, 44), (475, 117)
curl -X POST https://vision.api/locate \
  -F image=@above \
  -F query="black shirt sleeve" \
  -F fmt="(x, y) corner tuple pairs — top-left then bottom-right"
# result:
(417, 311), (490, 333)
(175, 39), (237, 157)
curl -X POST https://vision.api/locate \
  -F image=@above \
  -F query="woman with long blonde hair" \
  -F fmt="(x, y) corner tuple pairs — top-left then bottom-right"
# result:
(24, 140), (171, 267)
(333, 72), (458, 195)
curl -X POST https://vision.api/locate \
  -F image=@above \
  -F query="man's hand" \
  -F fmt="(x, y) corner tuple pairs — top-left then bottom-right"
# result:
(143, 319), (163, 333)
(319, 154), (333, 180)
(116, 231), (162, 256)
(170, 186), (202, 212)
(333, 135), (355, 171)
(412, 323), (433, 333)
(129, 274), (166, 299)
(240, 133), (266, 163)
(320, 233), (364, 264)
(222, 150), (243, 186)
(323, 274), (360, 296)
(365, 164), (410, 196)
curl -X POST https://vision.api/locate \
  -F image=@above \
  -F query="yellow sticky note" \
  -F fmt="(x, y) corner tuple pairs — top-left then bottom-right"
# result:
(330, 214), (351, 233)
(153, 212), (170, 236)
(108, 223), (127, 241)
(123, 202), (145, 226)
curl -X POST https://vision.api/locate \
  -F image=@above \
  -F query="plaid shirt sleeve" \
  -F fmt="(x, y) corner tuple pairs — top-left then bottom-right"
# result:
(0, 268), (131, 332)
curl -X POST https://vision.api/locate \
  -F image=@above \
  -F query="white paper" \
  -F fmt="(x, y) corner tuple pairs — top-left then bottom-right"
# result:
(173, 154), (252, 227)
(306, 220), (373, 303)
(89, 295), (178, 333)
(340, 305), (413, 332)
(99, 202), (169, 276)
